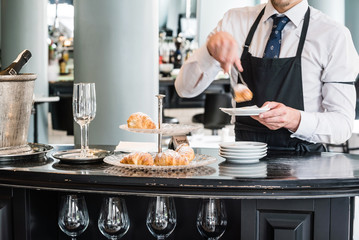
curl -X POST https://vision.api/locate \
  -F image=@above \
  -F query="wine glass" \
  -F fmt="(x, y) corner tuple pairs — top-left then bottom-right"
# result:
(146, 196), (177, 240)
(98, 197), (130, 239)
(58, 195), (89, 240)
(196, 199), (227, 240)
(72, 83), (96, 158)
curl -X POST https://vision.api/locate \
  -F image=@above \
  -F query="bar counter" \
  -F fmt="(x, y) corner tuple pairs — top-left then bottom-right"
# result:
(0, 145), (358, 239)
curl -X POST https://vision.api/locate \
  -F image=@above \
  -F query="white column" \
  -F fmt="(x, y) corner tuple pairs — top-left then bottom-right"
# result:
(1, 0), (48, 143)
(74, 0), (158, 145)
(345, 0), (359, 53)
(308, 0), (345, 24)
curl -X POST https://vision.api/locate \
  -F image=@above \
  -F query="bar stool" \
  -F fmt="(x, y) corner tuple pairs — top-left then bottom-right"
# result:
(192, 92), (232, 135)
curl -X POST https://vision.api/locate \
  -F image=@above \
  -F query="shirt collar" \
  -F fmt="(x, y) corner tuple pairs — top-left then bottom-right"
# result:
(262, 0), (308, 27)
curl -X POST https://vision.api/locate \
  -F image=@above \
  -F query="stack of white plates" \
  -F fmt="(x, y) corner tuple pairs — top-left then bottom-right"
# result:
(219, 141), (267, 164)
(219, 161), (267, 178)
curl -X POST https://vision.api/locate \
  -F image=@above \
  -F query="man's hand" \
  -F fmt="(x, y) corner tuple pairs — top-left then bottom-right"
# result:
(251, 102), (301, 132)
(207, 31), (243, 73)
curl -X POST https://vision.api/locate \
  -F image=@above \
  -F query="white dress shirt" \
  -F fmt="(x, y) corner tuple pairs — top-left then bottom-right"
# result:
(175, 0), (359, 144)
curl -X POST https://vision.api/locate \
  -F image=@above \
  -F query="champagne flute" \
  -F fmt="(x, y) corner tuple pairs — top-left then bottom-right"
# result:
(58, 195), (89, 240)
(72, 83), (96, 158)
(146, 196), (177, 240)
(197, 199), (227, 240)
(98, 197), (130, 239)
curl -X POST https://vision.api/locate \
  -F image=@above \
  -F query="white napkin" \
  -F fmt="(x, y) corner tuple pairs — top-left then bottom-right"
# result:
(115, 141), (157, 153)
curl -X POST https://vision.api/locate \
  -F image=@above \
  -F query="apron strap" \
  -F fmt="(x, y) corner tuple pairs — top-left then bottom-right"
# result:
(296, 7), (310, 57)
(243, 7), (266, 55)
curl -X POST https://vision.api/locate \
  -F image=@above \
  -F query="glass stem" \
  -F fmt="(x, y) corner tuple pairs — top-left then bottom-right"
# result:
(71, 238), (77, 240)
(80, 124), (88, 157)
(157, 236), (165, 240)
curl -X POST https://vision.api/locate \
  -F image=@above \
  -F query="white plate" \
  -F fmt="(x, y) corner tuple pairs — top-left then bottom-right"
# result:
(219, 153), (267, 160)
(52, 149), (110, 164)
(219, 141), (267, 150)
(219, 165), (267, 174)
(219, 147), (267, 154)
(220, 105), (270, 116)
(219, 149), (267, 157)
(218, 161), (267, 170)
(104, 153), (217, 171)
(226, 158), (261, 164)
(119, 124), (200, 136)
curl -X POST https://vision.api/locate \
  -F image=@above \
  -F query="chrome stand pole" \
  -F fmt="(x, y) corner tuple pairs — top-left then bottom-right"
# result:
(156, 94), (165, 153)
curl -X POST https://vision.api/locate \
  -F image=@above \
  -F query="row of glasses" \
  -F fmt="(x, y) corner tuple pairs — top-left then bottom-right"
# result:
(147, 197), (227, 240)
(58, 195), (129, 240)
(58, 195), (227, 240)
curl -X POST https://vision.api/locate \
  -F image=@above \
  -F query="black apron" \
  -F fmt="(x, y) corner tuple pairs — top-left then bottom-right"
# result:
(234, 7), (326, 152)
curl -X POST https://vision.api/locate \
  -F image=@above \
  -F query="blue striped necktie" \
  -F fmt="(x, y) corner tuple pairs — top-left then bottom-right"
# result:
(263, 15), (290, 58)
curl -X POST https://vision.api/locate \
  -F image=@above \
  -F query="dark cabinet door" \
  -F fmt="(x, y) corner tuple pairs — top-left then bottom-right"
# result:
(240, 198), (350, 240)
(0, 188), (12, 240)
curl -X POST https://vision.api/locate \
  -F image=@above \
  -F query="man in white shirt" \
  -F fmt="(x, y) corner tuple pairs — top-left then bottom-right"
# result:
(175, 0), (359, 151)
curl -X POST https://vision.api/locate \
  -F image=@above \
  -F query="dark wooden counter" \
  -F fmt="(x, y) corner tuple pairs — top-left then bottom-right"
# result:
(0, 145), (357, 240)
(1, 145), (359, 199)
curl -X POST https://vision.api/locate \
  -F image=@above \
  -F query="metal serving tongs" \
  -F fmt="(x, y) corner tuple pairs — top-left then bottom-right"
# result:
(230, 65), (253, 103)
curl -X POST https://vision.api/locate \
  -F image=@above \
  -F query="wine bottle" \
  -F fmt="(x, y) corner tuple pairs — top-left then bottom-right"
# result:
(0, 49), (32, 75)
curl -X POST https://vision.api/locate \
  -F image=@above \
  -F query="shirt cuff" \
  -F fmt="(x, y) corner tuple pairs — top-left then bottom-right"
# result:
(290, 111), (318, 143)
(194, 45), (221, 71)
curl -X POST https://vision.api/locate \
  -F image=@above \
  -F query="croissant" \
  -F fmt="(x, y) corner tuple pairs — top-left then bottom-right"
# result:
(233, 85), (253, 103)
(155, 150), (189, 166)
(175, 143), (195, 162)
(127, 112), (156, 129)
(120, 152), (154, 165)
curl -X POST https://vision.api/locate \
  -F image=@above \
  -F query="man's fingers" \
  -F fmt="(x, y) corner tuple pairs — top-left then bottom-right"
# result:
(234, 58), (243, 72)
(222, 63), (231, 73)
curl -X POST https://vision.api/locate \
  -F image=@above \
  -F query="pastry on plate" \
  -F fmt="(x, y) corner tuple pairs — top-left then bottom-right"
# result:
(233, 84), (253, 103)
(175, 143), (195, 162)
(127, 112), (156, 129)
(120, 152), (154, 165)
(155, 150), (189, 166)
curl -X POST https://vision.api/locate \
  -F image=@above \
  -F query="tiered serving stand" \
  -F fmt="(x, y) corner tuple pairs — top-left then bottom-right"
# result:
(104, 95), (217, 171)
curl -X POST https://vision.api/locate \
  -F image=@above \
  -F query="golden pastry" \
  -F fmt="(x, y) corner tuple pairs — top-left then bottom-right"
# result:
(175, 143), (195, 162)
(155, 150), (189, 166)
(127, 112), (156, 129)
(120, 152), (154, 165)
(233, 84), (253, 103)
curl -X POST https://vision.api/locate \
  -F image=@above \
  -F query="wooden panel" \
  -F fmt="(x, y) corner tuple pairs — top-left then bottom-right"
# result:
(259, 211), (312, 240)
(330, 198), (350, 240)
(241, 199), (338, 240)
(241, 200), (258, 240)
(257, 199), (314, 211)
(12, 188), (30, 240)
(0, 197), (12, 240)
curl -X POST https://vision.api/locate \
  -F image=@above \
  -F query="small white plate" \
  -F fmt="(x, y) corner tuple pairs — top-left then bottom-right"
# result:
(52, 149), (110, 164)
(219, 149), (267, 157)
(219, 147), (267, 154)
(219, 141), (267, 150)
(220, 105), (270, 116)
(219, 162), (267, 174)
(225, 158), (261, 164)
(219, 152), (267, 160)
(219, 161), (267, 169)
